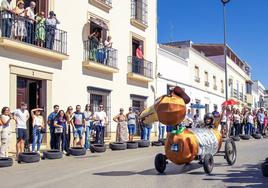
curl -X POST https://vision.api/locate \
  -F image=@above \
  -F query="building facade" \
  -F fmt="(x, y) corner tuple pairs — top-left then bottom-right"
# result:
(252, 80), (266, 109)
(0, 0), (157, 152)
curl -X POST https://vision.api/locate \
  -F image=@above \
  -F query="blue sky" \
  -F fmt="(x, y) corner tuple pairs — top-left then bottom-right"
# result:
(157, 0), (268, 88)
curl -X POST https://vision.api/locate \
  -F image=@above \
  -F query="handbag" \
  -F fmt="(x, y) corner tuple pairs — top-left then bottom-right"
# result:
(55, 126), (63, 134)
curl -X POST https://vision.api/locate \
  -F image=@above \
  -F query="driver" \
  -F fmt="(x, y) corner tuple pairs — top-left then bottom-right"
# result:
(204, 113), (215, 129)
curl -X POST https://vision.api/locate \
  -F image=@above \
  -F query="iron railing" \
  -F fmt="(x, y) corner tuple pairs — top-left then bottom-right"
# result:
(128, 56), (153, 78)
(84, 39), (118, 69)
(0, 10), (67, 54)
(131, 0), (148, 25)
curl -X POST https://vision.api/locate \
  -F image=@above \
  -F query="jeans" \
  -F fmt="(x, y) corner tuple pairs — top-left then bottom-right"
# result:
(84, 123), (93, 149)
(32, 126), (43, 152)
(55, 126), (68, 152)
(95, 124), (105, 144)
(1, 18), (12, 38)
(245, 123), (253, 135)
(233, 123), (240, 136)
(128, 124), (136, 135)
(25, 22), (34, 44)
(142, 127), (152, 141)
(258, 123), (264, 134)
(158, 126), (165, 140)
(50, 127), (56, 149)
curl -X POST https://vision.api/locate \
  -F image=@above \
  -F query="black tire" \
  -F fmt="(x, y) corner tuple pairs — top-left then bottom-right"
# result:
(265, 157), (268, 163)
(126, 141), (138, 149)
(90, 144), (106, 153)
(155, 153), (167, 174)
(230, 136), (240, 142)
(159, 139), (166, 145)
(225, 139), (237, 165)
(138, 140), (150, 148)
(43, 150), (63, 160)
(0, 157), (13, 168)
(261, 162), (268, 177)
(263, 135), (268, 139)
(252, 133), (262, 139)
(152, 141), (163, 147)
(240, 134), (250, 140)
(18, 152), (40, 163)
(109, 142), (127, 151)
(203, 154), (214, 174)
(69, 147), (86, 156)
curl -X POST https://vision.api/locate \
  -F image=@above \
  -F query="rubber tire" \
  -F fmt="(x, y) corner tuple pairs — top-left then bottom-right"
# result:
(265, 157), (268, 163)
(263, 135), (268, 139)
(240, 134), (250, 140)
(230, 136), (240, 142)
(18, 152), (40, 163)
(159, 139), (166, 145)
(155, 153), (167, 174)
(0, 157), (13, 168)
(252, 133), (262, 139)
(126, 141), (138, 149)
(90, 144), (106, 153)
(69, 147), (86, 156)
(203, 154), (214, 174)
(152, 141), (163, 147)
(261, 162), (268, 177)
(43, 150), (63, 160)
(138, 140), (150, 148)
(225, 139), (237, 165)
(109, 142), (127, 151)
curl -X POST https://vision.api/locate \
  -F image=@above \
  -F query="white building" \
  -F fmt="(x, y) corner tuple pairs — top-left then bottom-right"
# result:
(158, 42), (226, 118)
(0, 0), (157, 152)
(252, 80), (266, 109)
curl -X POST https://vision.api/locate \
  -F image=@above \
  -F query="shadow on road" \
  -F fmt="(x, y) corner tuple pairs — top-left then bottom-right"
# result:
(201, 163), (268, 188)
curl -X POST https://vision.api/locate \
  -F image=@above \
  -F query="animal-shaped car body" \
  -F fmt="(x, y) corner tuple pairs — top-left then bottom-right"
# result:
(140, 86), (237, 174)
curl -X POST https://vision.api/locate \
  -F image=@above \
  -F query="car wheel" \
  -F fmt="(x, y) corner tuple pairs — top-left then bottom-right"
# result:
(126, 141), (138, 149)
(0, 157), (13, 168)
(90, 144), (106, 153)
(138, 140), (150, 148)
(225, 139), (237, 165)
(239, 134), (250, 140)
(69, 147), (86, 156)
(155, 153), (167, 174)
(43, 150), (63, 160)
(109, 142), (127, 151)
(203, 154), (214, 174)
(18, 152), (40, 163)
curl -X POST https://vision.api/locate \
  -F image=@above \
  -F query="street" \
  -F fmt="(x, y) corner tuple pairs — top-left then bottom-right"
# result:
(1, 139), (268, 188)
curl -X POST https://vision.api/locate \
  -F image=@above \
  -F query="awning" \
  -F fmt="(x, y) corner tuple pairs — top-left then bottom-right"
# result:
(89, 17), (109, 30)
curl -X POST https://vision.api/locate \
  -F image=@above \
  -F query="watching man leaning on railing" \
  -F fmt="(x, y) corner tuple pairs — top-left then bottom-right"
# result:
(45, 11), (60, 50)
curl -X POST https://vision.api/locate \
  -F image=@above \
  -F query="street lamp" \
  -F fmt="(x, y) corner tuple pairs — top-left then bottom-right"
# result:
(221, 0), (230, 101)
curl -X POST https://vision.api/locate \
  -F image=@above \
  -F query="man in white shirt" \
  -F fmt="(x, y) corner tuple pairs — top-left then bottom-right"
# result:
(13, 102), (29, 157)
(93, 104), (107, 144)
(25, 1), (36, 44)
(1, 0), (13, 38)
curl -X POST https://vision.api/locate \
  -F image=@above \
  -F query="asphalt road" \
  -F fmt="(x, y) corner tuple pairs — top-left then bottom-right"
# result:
(1, 138), (268, 188)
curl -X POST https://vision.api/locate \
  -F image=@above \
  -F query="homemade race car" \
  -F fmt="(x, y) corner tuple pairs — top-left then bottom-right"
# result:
(140, 86), (237, 174)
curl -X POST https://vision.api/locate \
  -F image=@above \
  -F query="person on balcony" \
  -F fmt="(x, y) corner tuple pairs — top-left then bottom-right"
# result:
(45, 11), (60, 50)
(135, 44), (144, 74)
(96, 38), (105, 64)
(88, 29), (101, 62)
(35, 12), (46, 47)
(13, 1), (27, 41)
(25, 1), (36, 44)
(104, 36), (113, 65)
(1, 0), (14, 38)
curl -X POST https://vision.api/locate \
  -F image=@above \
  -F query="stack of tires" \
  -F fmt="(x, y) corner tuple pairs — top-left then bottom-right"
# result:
(69, 147), (86, 156)
(109, 142), (127, 151)
(239, 134), (251, 140)
(261, 158), (268, 177)
(42, 150), (63, 160)
(138, 140), (150, 148)
(0, 157), (13, 168)
(90, 144), (106, 153)
(18, 152), (40, 164)
(126, 141), (138, 149)
(252, 133), (262, 140)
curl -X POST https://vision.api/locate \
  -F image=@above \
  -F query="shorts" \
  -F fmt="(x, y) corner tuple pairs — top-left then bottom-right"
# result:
(166, 126), (174, 133)
(128, 124), (136, 135)
(74, 126), (84, 138)
(17, 128), (27, 141)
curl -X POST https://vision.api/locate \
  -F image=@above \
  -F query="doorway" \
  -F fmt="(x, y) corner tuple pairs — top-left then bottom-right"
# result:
(18, 0), (49, 15)
(17, 77), (45, 143)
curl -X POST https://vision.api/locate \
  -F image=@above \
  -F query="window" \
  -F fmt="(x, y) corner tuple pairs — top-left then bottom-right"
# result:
(194, 66), (200, 81)
(213, 76), (217, 89)
(131, 0), (148, 25)
(246, 82), (252, 94)
(204, 71), (208, 82)
(205, 104), (209, 114)
(132, 38), (144, 57)
(21, 0), (49, 16)
(89, 17), (109, 44)
(221, 80), (224, 93)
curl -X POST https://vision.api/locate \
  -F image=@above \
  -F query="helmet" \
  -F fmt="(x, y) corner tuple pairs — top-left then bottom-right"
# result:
(204, 113), (214, 122)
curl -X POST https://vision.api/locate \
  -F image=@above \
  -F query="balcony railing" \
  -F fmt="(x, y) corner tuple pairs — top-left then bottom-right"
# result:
(205, 81), (210, 87)
(131, 0), (148, 25)
(194, 77), (200, 83)
(128, 56), (152, 78)
(0, 10), (67, 54)
(84, 40), (117, 69)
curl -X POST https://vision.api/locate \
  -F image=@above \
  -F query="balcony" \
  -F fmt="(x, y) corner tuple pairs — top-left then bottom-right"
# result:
(130, 0), (148, 31)
(127, 56), (153, 82)
(194, 77), (200, 83)
(83, 40), (118, 74)
(0, 11), (68, 61)
(205, 81), (210, 87)
(89, 0), (112, 12)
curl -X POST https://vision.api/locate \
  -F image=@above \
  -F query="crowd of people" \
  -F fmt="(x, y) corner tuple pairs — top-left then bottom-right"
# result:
(184, 105), (268, 138)
(0, 0), (60, 49)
